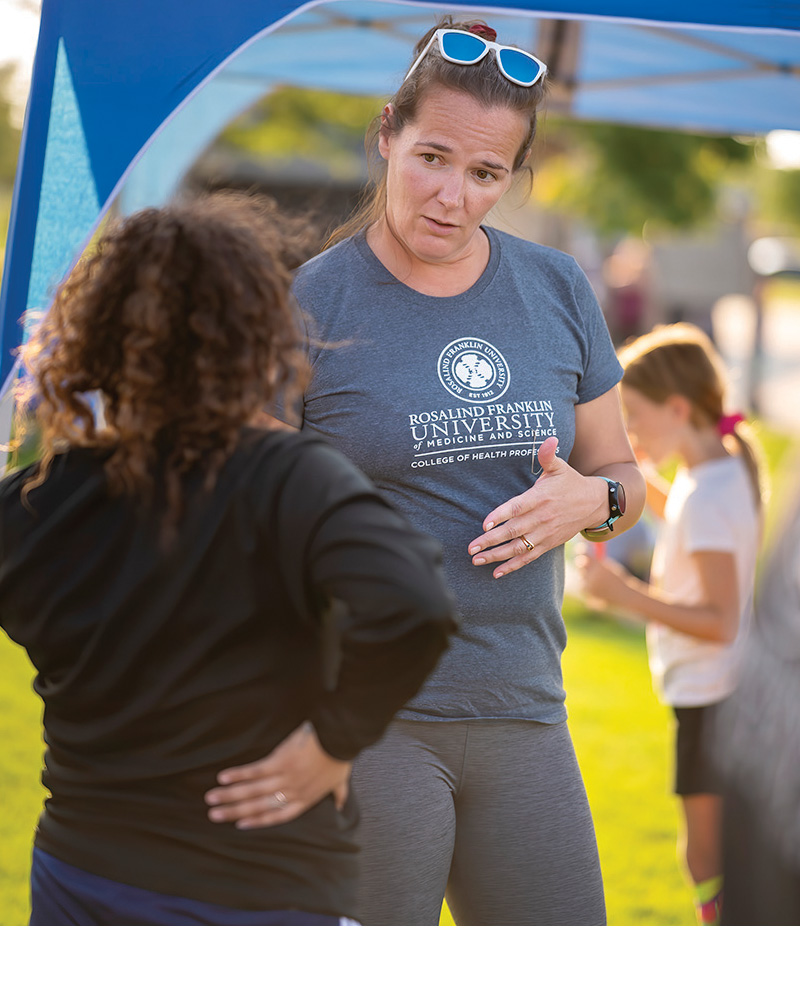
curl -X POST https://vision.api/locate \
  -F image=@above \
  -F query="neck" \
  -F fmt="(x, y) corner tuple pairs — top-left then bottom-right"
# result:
(679, 426), (729, 468)
(366, 219), (490, 297)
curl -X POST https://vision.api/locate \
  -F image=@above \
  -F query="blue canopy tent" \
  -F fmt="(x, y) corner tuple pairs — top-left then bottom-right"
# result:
(2, 0), (800, 413)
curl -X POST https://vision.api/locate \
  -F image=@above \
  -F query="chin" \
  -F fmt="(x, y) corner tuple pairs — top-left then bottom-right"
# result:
(410, 242), (457, 264)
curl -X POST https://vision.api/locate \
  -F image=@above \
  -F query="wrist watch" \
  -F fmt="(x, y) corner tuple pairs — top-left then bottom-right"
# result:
(581, 477), (626, 542)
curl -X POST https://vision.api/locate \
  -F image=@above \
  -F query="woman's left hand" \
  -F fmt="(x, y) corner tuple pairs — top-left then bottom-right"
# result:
(467, 436), (607, 578)
(204, 722), (352, 829)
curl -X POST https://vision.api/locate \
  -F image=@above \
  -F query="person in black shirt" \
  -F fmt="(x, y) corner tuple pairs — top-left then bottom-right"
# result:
(1, 194), (456, 925)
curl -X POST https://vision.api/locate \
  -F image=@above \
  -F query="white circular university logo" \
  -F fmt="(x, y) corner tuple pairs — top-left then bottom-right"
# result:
(437, 338), (510, 402)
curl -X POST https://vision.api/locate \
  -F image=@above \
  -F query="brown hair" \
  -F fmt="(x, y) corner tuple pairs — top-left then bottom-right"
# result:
(618, 323), (766, 510)
(326, 15), (547, 247)
(17, 193), (311, 535)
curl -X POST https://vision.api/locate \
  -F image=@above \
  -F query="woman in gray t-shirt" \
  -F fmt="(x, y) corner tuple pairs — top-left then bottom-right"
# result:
(207, 15), (645, 925)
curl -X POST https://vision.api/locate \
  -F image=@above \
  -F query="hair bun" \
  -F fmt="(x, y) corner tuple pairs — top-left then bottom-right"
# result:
(467, 23), (497, 42)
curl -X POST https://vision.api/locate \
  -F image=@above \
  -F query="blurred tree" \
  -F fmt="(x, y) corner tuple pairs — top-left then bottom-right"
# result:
(1, 62), (23, 274)
(219, 87), (757, 238)
(752, 161), (800, 234)
(220, 87), (378, 182)
(0, 62), (21, 186)
(535, 120), (753, 236)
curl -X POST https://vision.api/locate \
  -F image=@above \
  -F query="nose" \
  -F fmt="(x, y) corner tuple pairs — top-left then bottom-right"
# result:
(437, 171), (465, 210)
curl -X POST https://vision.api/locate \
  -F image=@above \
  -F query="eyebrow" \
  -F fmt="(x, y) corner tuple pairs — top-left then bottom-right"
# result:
(413, 141), (510, 173)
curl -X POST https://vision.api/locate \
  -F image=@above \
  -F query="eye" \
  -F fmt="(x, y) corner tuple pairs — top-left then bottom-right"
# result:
(474, 168), (497, 182)
(421, 152), (438, 164)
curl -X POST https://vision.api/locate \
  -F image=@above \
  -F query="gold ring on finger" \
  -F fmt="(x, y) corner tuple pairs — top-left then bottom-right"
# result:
(520, 534), (535, 553)
(274, 791), (288, 806)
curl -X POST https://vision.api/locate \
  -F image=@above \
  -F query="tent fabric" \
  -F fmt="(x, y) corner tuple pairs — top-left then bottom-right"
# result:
(2, 0), (800, 395)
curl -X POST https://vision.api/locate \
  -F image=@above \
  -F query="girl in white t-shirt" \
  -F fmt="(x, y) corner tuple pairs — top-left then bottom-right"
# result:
(577, 324), (764, 925)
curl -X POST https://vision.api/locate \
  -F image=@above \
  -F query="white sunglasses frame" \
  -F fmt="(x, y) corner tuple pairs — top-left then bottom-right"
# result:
(403, 28), (548, 88)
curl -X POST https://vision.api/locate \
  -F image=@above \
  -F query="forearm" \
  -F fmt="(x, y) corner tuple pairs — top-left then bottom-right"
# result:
(611, 573), (736, 643)
(308, 498), (457, 759)
(310, 620), (451, 759)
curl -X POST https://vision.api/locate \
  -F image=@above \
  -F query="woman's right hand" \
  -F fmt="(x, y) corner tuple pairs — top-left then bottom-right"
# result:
(204, 722), (352, 829)
(574, 545), (635, 611)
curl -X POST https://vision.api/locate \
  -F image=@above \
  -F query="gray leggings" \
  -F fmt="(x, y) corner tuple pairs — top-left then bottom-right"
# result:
(351, 719), (606, 926)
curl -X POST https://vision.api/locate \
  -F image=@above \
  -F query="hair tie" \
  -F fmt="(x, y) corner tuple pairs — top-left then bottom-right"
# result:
(468, 23), (497, 42)
(717, 412), (745, 437)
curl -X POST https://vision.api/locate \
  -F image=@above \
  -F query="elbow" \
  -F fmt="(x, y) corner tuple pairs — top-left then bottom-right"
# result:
(717, 620), (739, 645)
(707, 611), (739, 645)
(626, 464), (647, 527)
(415, 587), (460, 641)
(608, 463), (646, 537)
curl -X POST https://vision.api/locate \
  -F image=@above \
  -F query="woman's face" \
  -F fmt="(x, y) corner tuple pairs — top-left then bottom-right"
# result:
(378, 85), (528, 266)
(620, 384), (681, 465)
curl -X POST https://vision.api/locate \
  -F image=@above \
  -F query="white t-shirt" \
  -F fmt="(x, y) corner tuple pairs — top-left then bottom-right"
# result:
(647, 455), (759, 706)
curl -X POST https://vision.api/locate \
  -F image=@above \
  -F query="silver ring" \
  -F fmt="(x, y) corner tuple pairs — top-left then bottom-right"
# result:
(520, 534), (535, 552)
(274, 791), (288, 806)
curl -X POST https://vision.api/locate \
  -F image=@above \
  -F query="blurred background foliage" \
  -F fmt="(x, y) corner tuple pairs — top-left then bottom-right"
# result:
(4, 74), (800, 264)
(214, 85), (800, 239)
(0, 63), (22, 281)
(222, 87), (380, 182)
(535, 122), (755, 235)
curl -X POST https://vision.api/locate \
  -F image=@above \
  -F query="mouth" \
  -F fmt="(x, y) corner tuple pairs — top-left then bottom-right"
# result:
(423, 216), (458, 234)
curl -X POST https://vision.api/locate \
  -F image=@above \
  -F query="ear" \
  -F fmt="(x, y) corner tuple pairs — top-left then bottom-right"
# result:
(666, 394), (692, 423)
(378, 104), (395, 161)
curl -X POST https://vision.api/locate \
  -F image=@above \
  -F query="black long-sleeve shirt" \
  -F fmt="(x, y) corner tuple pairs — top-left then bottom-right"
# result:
(0, 429), (456, 917)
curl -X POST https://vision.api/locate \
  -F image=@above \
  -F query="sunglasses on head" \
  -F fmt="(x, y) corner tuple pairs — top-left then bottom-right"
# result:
(404, 28), (548, 88)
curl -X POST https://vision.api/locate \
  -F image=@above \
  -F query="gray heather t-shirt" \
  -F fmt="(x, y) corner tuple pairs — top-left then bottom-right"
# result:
(292, 226), (623, 723)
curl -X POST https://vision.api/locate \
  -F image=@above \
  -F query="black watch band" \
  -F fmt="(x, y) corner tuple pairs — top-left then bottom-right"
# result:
(581, 477), (626, 541)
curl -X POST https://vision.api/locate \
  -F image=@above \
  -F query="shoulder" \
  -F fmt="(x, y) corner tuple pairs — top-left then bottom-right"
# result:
(692, 456), (751, 499)
(293, 237), (362, 293)
(0, 462), (33, 499)
(489, 228), (602, 314)
(243, 428), (377, 501)
(489, 228), (585, 279)
(291, 237), (372, 328)
(0, 450), (99, 503)
(682, 457), (757, 526)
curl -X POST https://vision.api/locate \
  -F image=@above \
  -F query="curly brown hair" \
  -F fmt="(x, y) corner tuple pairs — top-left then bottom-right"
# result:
(17, 193), (312, 532)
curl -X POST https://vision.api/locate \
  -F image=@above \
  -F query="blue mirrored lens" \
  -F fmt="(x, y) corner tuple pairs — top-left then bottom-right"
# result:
(498, 49), (542, 84)
(440, 31), (487, 62)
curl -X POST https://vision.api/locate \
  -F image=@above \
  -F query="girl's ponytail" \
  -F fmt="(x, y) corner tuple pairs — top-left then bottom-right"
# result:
(723, 418), (767, 514)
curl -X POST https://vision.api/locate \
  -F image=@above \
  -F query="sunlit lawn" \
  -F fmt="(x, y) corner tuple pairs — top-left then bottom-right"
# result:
(1, 422), (796, 926)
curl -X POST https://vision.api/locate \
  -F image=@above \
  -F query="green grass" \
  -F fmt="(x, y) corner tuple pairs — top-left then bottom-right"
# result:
(562, 598), (693, 925)
(1, 423), (797, 926)
(0, 638), (44, 926)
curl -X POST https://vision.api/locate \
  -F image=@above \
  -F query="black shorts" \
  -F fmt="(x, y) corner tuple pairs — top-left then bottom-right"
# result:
(673, 702), (726, 796)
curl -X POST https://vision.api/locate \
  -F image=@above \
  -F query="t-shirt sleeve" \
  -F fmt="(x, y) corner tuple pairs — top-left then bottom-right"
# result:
(270, 435), (457, 759)
(682, 487), (738, 555)
(571, 263), (624, 405)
